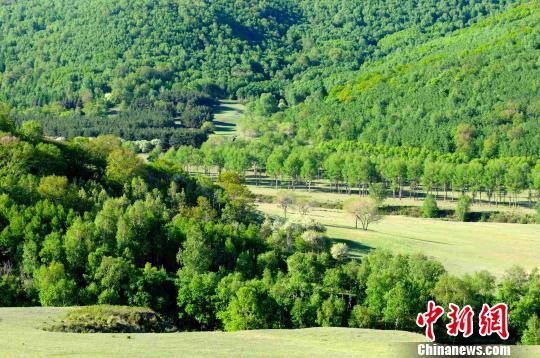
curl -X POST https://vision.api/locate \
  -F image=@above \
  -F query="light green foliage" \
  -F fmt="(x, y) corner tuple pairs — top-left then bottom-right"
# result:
(369, 183), (387, 204)
(421, 195), (439, 218)
(456, 195), (472, 221)
(220, 282), (274, 332)
(37, 175), (69, 203)
(105, 148), (144, 186)
(254, 93), (278, 117)
(33, 262), (77, 306)
(522, 316), (540, 345)
(63, 218), (97, 269)
(18, 120), (43, 143)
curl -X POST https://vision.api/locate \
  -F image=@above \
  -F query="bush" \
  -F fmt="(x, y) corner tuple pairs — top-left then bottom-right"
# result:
(536, 203), (540, 224)
(44, 305), (174, 333)
(490, 211), (535, 224)
(422, 195), (439, 218)
(455, 195), (472, 221)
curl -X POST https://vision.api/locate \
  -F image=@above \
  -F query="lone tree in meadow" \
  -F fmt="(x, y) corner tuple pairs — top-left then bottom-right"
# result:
(275, 191), (296, 219)
(344, 198), (382, 230)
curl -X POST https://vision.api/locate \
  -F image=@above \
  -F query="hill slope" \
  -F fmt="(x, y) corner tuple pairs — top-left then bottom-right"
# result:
(0, 0), (521, 109)
(0, 306), (427, 358)
(267, 2), (539, 158)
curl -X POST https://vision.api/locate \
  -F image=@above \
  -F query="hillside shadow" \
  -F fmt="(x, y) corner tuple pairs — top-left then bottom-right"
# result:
(214, 104), (240, 115)
(213, 121), (236, 133)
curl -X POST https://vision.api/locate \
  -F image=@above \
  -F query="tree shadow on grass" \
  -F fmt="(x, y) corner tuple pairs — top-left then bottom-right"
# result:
(326, 223), (360, 230)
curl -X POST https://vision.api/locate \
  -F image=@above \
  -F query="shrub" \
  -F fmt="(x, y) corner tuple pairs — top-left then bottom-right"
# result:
(44, 305), (174, 333)
(422, 195), (439, 218)
(536, 203), (540, 224)
(455, 195), (472, 221)
(490, 211), (535, 224)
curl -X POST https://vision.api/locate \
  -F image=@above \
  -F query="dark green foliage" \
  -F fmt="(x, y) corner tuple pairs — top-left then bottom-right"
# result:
(18, 91), (215, 148)
(422, 195), (439, 218)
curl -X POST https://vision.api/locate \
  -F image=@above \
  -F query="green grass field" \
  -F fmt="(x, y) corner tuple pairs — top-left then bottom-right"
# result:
(0, 307), (429, 357)
(211, 100), (244, 137)
(251, 186), (540, 277)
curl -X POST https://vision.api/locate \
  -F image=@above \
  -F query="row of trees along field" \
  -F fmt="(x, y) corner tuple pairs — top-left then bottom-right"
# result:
(162, 140), (540, 207)
(0, 119), (539, 344)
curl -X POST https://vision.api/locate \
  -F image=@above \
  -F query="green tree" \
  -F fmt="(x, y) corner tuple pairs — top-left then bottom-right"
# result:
(369, 182), (387, 204)
(105, 148), (144, 187)
(37, 175), (70, 204)
(422, 195), (439, 218)
(18, 120), (43, 143)
(34, 262), (77, 306)
(521, 315), (540, 345)
(316, 295), (346, 326)
(177, 269), (219, 329)
(220, 282), (273, 331)
(255, 93), (278, 116)
(455, 195), (472, 221)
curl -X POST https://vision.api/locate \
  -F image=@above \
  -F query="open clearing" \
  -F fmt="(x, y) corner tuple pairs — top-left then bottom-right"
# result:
(253, 187), (540, 276)
(0, 307), (428, 358)
(211, 100), (244, 137)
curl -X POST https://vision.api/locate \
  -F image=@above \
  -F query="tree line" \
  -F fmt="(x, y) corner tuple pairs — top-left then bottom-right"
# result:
(163, 141), (540, 208)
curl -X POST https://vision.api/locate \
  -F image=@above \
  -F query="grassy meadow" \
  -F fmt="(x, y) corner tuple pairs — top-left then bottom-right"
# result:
(251, 186), (540, 276)
(211, 100), (244, 137)
(0, 307), (427, 358)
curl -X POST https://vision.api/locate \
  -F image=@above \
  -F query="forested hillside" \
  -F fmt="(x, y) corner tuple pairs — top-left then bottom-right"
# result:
(239, 2), (539, 158)
(0, 0), (520, 110)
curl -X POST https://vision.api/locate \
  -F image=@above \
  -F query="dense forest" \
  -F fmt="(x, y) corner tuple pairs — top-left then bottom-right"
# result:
(236, 3), (539, 158)
(15, 89), (216, 148)
(0, 118), (539, 344)
(0, 0), (522, 110)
